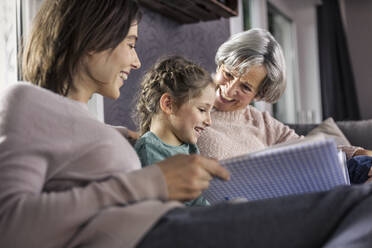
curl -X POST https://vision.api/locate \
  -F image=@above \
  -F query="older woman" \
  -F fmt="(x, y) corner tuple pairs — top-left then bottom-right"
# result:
(197, 28), (372, 161)
(1, 1), (372, 247)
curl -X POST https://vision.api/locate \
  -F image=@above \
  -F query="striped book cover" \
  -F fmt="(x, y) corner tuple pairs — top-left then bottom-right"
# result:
(203, 137), (350, 204)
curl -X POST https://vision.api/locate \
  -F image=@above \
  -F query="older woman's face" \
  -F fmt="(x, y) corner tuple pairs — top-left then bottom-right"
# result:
(214, 64), (267, 112)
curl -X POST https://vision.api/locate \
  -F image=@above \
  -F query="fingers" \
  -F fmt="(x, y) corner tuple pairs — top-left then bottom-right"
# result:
(193, 155), (230, 181)
(368, 167), (372, 177)
(127, 130), (140, 140)
(156, 154), (229, 201)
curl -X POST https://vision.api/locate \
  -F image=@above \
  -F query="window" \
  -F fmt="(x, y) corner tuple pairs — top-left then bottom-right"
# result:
(0, 0), (17, 91)
(2, 0), (104, 122)
(268, 3), (299, 124)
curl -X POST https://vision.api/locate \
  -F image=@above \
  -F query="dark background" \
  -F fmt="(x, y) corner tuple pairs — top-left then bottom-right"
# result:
(104, 7), (230, 130)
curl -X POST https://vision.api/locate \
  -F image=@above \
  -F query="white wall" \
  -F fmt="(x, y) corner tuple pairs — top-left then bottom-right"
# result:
(0, 0), (17, 91)
(229, 0), (244, 35)
(1, 0), (104, 122)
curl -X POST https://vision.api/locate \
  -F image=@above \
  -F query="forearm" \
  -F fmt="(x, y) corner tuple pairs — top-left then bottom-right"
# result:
(0, 165), (168, 247)
(338, 145), (364, 159)
(352, 148), (372, 157)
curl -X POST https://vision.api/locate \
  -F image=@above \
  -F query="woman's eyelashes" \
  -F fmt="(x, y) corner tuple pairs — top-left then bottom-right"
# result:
(198, 105), (213, 114)
(241, 84), (252, 92)
(198, 107), (206, 113)
(223, 71), (233, 80)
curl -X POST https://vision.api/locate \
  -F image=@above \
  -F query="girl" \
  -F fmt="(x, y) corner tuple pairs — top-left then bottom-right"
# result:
(134, 56), (216, 206)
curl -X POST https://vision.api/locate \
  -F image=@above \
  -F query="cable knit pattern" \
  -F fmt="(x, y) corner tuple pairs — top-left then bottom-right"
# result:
(197, 105), (300, 160)
(197, 105), (361, 160)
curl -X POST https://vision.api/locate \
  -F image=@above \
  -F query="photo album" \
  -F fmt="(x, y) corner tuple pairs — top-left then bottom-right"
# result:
(203, 136), (350, 204)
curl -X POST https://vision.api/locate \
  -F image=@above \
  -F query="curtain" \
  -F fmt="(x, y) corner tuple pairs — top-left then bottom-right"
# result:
(317, 0), (360, 121)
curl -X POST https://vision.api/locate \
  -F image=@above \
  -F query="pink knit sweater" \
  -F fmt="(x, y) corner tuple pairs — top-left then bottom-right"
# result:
(197, 105), (359, 160)
(0, 83), (180, 248)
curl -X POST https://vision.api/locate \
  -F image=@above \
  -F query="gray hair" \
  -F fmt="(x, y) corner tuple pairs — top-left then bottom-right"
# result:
(215, 28), (286, 103)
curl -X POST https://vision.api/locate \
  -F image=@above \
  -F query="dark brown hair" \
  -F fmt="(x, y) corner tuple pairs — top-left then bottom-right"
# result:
(22, 0), (141, 96)
(135, 56), (214, 135)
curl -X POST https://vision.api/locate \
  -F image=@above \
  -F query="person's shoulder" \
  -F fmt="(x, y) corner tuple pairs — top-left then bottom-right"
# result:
(135, 132), (160, 150)
(1, 82), (43, 104)
(0, 81), (75, 113)
(246, 104), (276, 121)
(245, 104), (264, 116)
(0, 82), (52, 118)
(134, 132), (166, 166)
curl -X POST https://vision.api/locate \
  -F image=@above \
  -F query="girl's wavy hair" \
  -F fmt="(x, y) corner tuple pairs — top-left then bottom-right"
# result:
(22, 0), (141, 96)
(134, 56), (214, 135)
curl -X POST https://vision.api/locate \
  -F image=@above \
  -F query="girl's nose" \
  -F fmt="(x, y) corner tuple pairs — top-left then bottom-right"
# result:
(204, 113), (212, 127)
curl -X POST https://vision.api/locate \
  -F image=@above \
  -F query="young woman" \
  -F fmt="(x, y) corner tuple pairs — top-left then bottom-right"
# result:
(1, 1), (372, 247)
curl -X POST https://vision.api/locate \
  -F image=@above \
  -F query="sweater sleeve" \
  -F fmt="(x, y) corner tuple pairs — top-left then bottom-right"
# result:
(338, 145), (364, 160)
(261, 111), (302, 146)
(0, 136), (168, 247)
(0, 83), (174, 247)
(260, 110), (361, 159)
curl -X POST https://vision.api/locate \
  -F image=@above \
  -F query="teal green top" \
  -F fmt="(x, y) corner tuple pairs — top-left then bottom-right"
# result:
(134, 131), (209, 207)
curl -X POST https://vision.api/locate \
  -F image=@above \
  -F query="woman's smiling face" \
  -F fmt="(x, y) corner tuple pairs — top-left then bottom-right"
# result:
(82, 23), (141, 100)
(214, 64), (267, 112)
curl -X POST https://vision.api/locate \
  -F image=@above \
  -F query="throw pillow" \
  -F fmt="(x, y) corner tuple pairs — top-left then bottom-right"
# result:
(306, 117), (351, 146)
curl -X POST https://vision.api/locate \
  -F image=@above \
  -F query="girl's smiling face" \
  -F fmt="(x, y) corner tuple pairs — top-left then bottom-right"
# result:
(169, 84), (216, 145)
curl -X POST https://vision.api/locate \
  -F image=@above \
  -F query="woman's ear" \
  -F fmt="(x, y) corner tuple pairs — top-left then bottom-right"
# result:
(159, 93), (174, 115)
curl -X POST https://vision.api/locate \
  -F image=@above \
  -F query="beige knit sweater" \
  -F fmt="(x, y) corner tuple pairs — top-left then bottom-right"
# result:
(197, 105), (359, 160)
(0, 83), (180, 248)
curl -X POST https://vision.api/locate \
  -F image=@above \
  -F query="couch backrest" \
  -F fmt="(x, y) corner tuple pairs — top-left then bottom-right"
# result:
(287, 120), (372, 150)
(336, 120), (372, 149)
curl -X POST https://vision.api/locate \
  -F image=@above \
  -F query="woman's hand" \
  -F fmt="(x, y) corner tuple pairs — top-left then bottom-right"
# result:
(111, 125), (140, 145)
(353, 149), (372, 157)
(127, 129), (140, 140)
(156, 154), (230, 201)
(367, 168), (372, 183)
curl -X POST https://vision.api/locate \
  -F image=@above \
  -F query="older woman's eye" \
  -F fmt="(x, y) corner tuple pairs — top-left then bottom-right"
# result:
(242, 84), (252, 92)
(224, 71), (233, 79)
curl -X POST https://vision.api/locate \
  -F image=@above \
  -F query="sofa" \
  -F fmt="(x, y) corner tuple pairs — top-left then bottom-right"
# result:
(287, 118), (372, 150)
